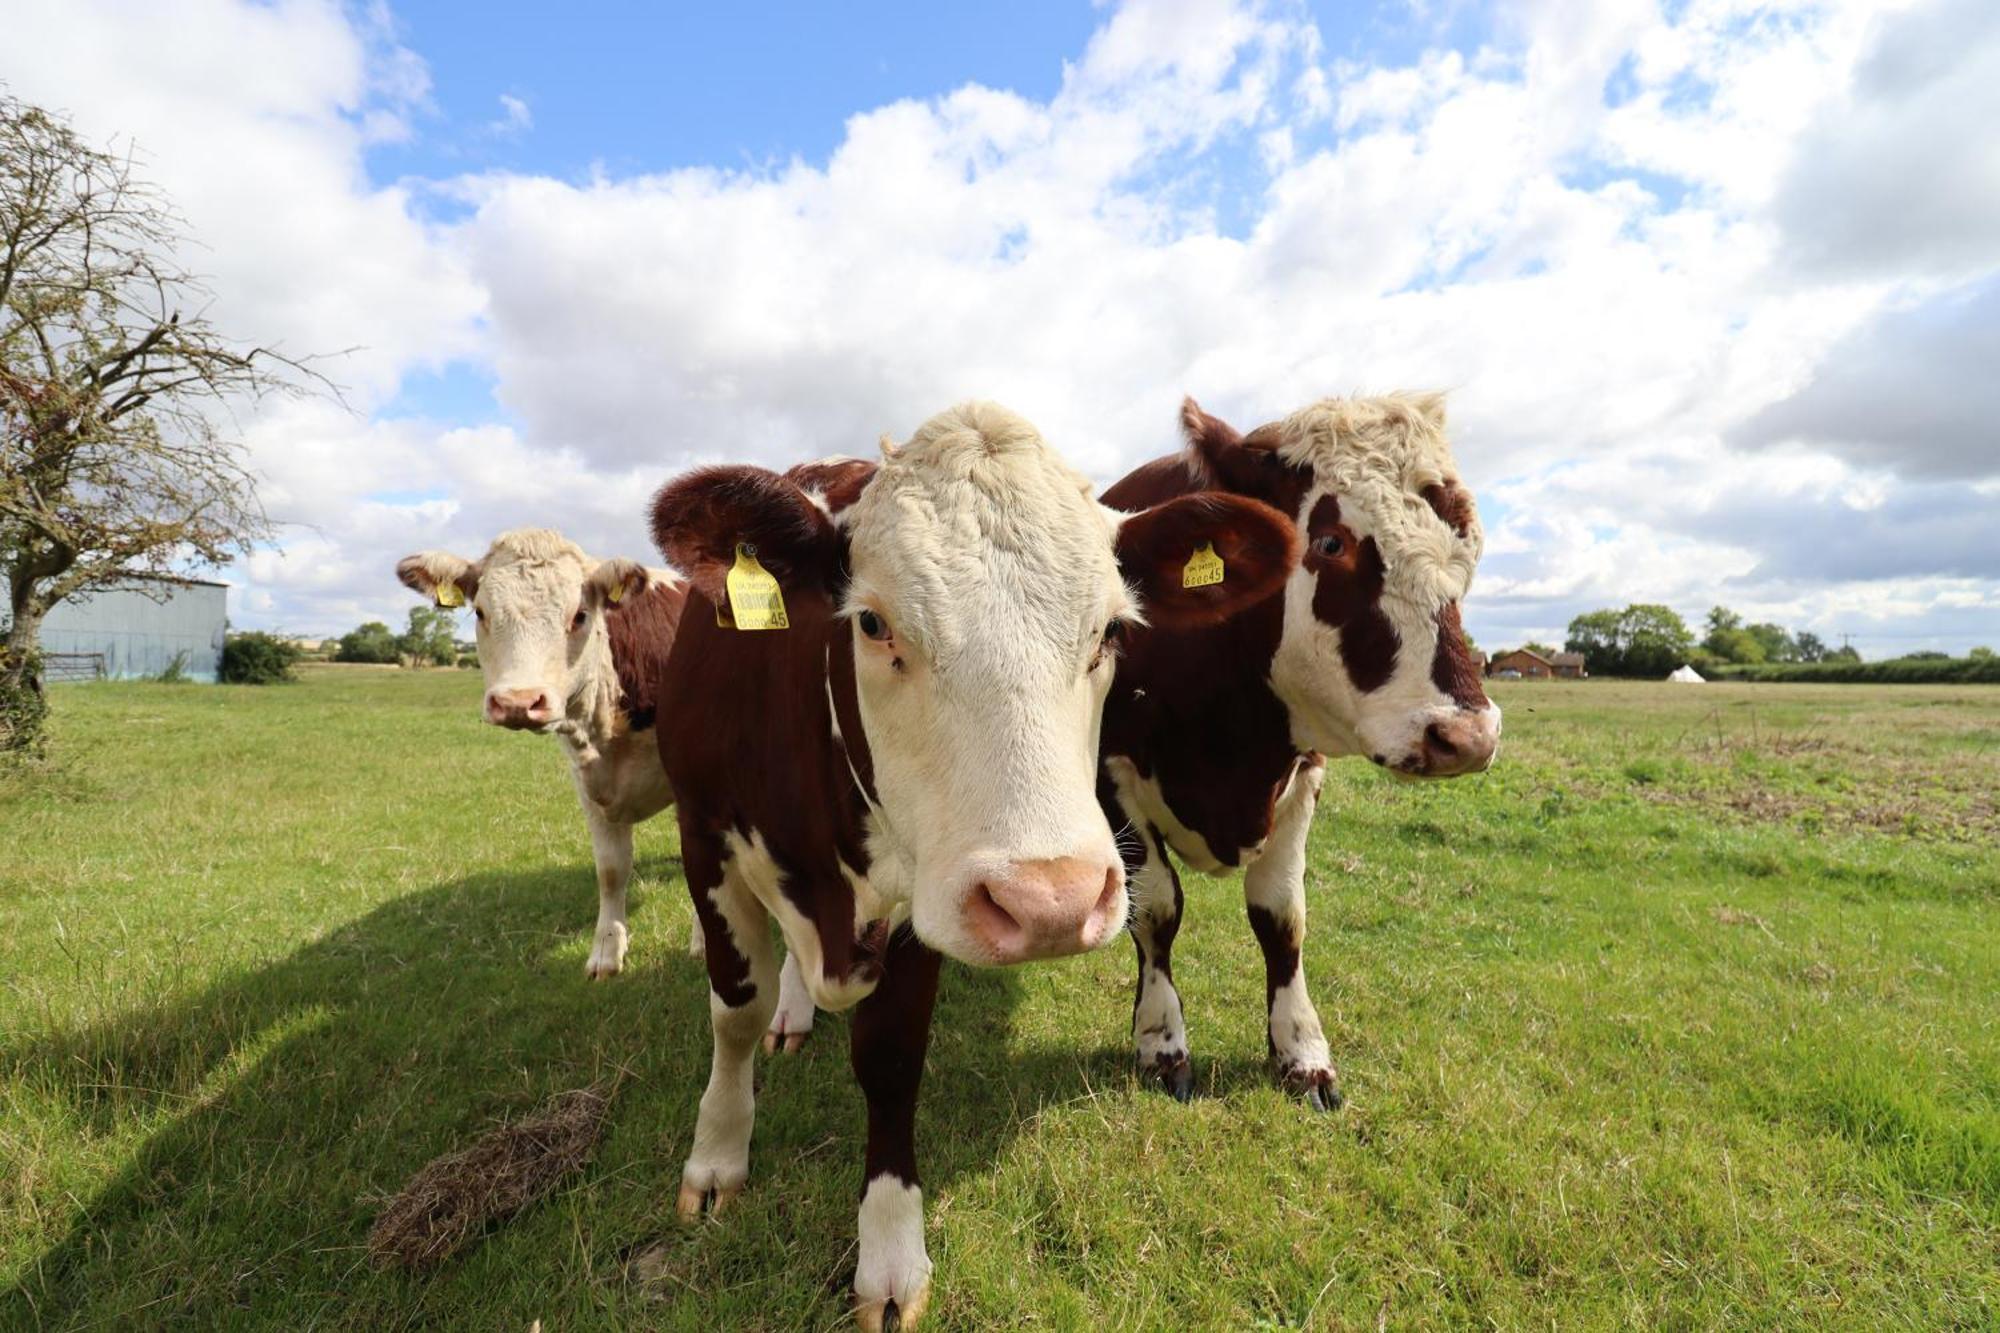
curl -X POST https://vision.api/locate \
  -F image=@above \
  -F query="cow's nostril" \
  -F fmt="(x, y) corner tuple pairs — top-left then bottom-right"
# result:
(969, 882), (1020, 934)
(1096, 866), (1123, 915)
(1424, 722), (1458, 757)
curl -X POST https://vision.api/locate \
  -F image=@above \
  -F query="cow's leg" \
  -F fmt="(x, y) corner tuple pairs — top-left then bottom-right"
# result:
(1242, 759), (1340, 1111)
(686, 912), (706, 958)
(851, 927), (942, 1332)
(679, 831), (778, 1217)
(1127, 827), (1193, 1101)
(581, 802), (634, 979)
(762, 950), (815, 1054)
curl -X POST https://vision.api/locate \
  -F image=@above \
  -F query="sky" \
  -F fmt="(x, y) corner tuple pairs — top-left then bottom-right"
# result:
(4, 0), (1997, 655)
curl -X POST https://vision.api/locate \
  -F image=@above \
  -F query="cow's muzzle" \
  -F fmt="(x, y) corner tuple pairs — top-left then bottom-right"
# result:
(1392, 706), (1500, 778)
(961, 857), (1126, 965)
(485, 687), (556, 731)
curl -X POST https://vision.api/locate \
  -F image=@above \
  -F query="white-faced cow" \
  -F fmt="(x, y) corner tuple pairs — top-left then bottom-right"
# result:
(1097, 392), (1499, 1110)
(396, 529), (687, 980)
(649, 402), (1297, 1330)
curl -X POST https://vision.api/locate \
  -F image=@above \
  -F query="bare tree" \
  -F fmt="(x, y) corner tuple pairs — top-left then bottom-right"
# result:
(1, 94), (326, 748)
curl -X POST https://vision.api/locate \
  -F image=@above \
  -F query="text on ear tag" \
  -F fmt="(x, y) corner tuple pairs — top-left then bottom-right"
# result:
(726, 544), (788, 630)
(1182, 541), (1225, 589)
(435, 581), (466, 608)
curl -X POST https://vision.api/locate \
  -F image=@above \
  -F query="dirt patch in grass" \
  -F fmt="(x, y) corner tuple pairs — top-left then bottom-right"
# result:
(368, 1086), (610, 1271)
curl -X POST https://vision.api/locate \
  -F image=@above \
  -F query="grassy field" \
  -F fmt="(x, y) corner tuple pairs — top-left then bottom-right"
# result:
(2, 668), (1996, 1330)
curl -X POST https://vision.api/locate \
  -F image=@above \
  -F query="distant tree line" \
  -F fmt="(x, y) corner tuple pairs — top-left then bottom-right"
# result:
(1561, 603), (1986, 679)
(335, 606), (471, 668)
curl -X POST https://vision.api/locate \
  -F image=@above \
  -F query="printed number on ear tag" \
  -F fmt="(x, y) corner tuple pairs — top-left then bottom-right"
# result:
(435, 581), (465, 608)
(1182, 541), (1225, 589)
(724, 544), (788, 630)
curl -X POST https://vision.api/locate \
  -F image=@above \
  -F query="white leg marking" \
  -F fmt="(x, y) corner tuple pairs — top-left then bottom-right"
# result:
(854, 1176), (931, 1330)
(680, 858), (777, 1217)
(686, 911), (706, 959)
(582, 804), (634, 980)
(1127, 834), (1189, 1074)
(1243, 762), (1335, 1089)
(763, 950), (816, 1053)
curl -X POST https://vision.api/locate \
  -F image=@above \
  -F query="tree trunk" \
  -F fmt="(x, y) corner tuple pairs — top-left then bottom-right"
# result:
(3, 604), (43, 695)
(1, 601), (49, 755)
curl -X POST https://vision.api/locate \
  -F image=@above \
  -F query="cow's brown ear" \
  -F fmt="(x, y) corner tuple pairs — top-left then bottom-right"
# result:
(1115, 492), (1299, 631)
(397, 551), (480, 606)
(649, 465), (842, 607)
(1180, 397), (1297, 500)
(585, 558), (649, 609)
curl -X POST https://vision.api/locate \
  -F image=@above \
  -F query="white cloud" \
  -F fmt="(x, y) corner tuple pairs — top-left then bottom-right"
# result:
(490, 93), (532, 136)
(5, 0), (1998, 654)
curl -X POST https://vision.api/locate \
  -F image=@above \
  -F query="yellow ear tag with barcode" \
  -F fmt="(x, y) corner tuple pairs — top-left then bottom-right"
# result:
(1182, 541), (1225, 589)
(435, 581), (465, 608)
(724, 544), (788, 630)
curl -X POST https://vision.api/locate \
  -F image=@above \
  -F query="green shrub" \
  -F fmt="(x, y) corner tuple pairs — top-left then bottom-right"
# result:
(222, 632), (303, 685)
(1707, 656), (2000, 685)
(335, 622), (401, 664)
(147, 651), (193, 684)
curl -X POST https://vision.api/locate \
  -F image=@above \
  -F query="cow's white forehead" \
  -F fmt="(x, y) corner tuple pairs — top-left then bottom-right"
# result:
(848, 401), (1123, 668)
(1277, 394), (1480, 609)
(478, 527), (592, 616)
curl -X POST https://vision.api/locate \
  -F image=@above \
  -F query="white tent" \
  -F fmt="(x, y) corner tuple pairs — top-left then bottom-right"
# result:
(1666, 664), (1705, 683)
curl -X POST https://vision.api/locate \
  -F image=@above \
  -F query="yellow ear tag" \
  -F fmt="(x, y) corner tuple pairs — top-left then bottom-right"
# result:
(606, 580), (626, 606)
(435, 581), (465, 608)
(724, 544), (788, 630)
(1182, 541), (1225, 589)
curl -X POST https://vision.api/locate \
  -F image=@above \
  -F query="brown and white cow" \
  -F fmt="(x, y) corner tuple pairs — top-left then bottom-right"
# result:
(1097, 392), (1499, 1110)
(396, 529), (689, 979)
(649, 402), (1297, 1330)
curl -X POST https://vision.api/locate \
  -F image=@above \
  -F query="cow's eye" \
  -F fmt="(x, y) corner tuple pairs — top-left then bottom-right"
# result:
(857, 609), (892, 642)
(1312, 534), (1345, 559)
(1103, 621), (1125, 643)
(474, 606), (487, 624)
(569, 608), (588, 633)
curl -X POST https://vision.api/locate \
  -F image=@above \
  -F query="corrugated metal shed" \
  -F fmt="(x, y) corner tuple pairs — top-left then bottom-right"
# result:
(37, 575), (229, 682)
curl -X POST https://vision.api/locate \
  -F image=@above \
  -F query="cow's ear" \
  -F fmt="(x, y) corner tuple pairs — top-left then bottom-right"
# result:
(1114, 492), (1299, 631)
(585, 558), (650, 609)
(397, 551), (479, 607)
(650, 465), (842, 606)
(1180, 396), (1296, 500)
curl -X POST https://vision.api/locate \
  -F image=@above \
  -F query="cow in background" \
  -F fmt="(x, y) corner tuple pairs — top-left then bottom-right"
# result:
(650, 402), (1298, 1330)
(397, 529), (689, 981)
(1098, 393), (1499, 1110)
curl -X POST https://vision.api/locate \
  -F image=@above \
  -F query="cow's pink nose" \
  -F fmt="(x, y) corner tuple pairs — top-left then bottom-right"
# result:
(1416, 709), (1499, 776)
(964, 858), (1125, 964)
(485, 688), (554, 729)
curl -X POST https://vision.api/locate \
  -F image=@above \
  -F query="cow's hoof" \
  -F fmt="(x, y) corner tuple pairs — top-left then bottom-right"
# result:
(585, 924), (629, 979)
(675, 1181), (742, 1220)
(1280, 1065), (1343, 1112)
(857, 1286), (929, 1332)
(1143, 1052), (1194, 1102)
(760, 1029), (809, 1055)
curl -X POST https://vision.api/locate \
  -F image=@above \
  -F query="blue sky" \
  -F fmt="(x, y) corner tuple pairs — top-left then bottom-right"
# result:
(6, 0), (1997, 653)
(368, 2), (1487, 178)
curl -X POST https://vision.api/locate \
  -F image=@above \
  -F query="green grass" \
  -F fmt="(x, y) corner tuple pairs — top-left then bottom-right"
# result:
(2, 669), (1997, 1329)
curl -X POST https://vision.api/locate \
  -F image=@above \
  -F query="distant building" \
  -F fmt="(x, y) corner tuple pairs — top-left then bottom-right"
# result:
(1549, 651), (1588, 679)
(1486, 648), (1588, 680)
(35, 574), (229, 682)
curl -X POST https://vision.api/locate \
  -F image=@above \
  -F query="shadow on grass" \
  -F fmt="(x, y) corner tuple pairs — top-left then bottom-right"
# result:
(0, 864), (1127, 1329)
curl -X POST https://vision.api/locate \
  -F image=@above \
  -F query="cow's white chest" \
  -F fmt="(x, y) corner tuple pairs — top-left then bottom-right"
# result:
(721, 829), (893, 1015)
(568, 726), (673, 825)
(1103, 755), (1234, 874)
